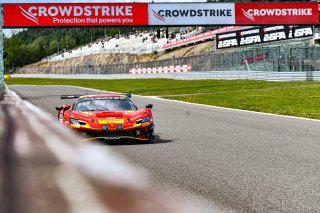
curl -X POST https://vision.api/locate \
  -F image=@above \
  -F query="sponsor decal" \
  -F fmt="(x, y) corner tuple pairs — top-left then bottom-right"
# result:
(217, 32), (238, 49)
(102, 125), (108, 131)
(3, 3), (148, 27)
(98, 119), (124, 124)
(216, 25), (313, 49)
(152, 9), (165, 22)
(148, 3), (235, 26)
(236, 3), (319, 24)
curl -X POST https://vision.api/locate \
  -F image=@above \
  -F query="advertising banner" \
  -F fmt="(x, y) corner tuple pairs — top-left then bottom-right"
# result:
(241, 54), (268, 64)
(235, 3), (318, 25)
(148, 3), (235, 26)
(2, 2), (318, 27)
(163, 26), (241, 49)
(216, 25), (314, 49)
(3, 3), (148, 27)
(0, 0), (140, 3)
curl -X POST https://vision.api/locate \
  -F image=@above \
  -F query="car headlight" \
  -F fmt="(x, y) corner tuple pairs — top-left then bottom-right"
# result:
(135, 117), (150, 124)
(70, 118), (80, 124)
(70, 118), (87, 125)
(142, 117), (150, 123)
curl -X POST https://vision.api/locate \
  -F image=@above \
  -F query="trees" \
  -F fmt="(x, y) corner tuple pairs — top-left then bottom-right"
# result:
(3, 27), (126, 69)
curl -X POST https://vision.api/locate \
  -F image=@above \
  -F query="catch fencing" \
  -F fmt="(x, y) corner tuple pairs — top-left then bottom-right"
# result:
(16, 38), (320, 75)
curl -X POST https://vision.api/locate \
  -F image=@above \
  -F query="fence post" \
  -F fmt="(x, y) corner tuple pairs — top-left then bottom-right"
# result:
(314, 44), (317, 71)
(0, 5), (4, 95)
(285, 51), (289, 72)
(299, 50), (302, 71)
(263, 49), (266, 71)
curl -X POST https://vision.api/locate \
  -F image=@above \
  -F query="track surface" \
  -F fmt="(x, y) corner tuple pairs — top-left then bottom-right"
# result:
(9, 85), (320, 213)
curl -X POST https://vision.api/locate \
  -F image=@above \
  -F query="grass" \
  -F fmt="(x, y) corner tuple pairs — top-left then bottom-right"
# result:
(6, 78), (320, 119)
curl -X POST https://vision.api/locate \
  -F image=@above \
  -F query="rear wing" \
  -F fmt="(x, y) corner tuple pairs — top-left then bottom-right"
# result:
(60, 95), (81, 99)
(60, 94), (131, 99)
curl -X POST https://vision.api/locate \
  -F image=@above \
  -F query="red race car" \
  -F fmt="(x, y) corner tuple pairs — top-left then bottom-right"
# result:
(55, 94), (154, 142)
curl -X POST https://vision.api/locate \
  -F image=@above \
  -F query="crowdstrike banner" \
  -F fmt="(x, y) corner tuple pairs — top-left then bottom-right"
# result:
(2, 2), (319, 27)
(3, 3), (148, 27)
(235, 3), (319, 24)
(148, 3), (235, 26)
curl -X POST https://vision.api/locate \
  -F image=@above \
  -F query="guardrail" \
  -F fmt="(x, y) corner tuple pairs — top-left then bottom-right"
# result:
(12, 71), (320, 82)
(0, 87), (185, 213)
(0, 78), (4, 96)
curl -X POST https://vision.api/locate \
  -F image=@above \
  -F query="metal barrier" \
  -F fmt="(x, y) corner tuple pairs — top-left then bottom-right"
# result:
(12, 71), (320, 82)
(0, 6), (4, 96)
(0, 87), (186, 213)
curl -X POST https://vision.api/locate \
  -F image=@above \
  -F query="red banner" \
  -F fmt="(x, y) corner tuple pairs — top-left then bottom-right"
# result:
(3, 3), (148, 27)
(163, 26), (241, 49)
(235, 3), (318, 25)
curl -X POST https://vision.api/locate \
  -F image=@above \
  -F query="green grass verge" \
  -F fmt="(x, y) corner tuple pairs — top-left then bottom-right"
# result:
(6, 78), (320, 119)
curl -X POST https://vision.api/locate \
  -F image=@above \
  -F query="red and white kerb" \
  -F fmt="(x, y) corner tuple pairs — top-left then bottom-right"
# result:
(129, 64), (192, 74)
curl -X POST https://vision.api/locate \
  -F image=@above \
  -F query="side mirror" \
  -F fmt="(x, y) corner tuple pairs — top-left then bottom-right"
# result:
(64, 105), (71, 110)
(55, 104), (71, 111)
(145, 104), (153, 109)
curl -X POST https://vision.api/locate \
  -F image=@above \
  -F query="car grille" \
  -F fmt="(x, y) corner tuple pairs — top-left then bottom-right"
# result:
(82, 129), (146, 138)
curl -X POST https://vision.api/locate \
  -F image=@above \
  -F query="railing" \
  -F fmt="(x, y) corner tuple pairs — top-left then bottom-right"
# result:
(0, 87), (184, 213)
(0, 6), (4, 96)
(12, 71), (320, 82)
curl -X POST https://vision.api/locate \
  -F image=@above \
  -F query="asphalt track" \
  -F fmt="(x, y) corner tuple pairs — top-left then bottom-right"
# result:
(9, 85), (320, 213)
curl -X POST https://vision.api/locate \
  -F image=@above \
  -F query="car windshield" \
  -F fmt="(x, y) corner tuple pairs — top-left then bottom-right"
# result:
(74, 98), (137, 112)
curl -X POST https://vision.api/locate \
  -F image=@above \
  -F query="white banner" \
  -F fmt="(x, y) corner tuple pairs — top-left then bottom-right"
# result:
(148, 3), (235, 26)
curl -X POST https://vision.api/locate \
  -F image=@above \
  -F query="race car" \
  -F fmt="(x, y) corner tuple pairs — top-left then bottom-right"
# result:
(55, 93), (154, 142)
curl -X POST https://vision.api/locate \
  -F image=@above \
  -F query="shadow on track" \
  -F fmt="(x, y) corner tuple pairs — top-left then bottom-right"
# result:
(96, 135), (176, 146)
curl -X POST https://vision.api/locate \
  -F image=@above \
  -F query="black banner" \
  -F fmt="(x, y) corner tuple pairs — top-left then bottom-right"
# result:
(216, 25), (313, 49)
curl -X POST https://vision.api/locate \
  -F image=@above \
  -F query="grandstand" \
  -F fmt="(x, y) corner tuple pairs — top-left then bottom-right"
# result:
(48, 31), (168, 61)
(47, 28), (203, 61)
(46, 26), (240, 62)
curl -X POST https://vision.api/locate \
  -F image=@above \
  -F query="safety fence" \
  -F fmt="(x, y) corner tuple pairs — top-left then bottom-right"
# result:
(16, 38), (319, 75)
(12, 71), (320, 82)
(0, 78), (4, 96)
